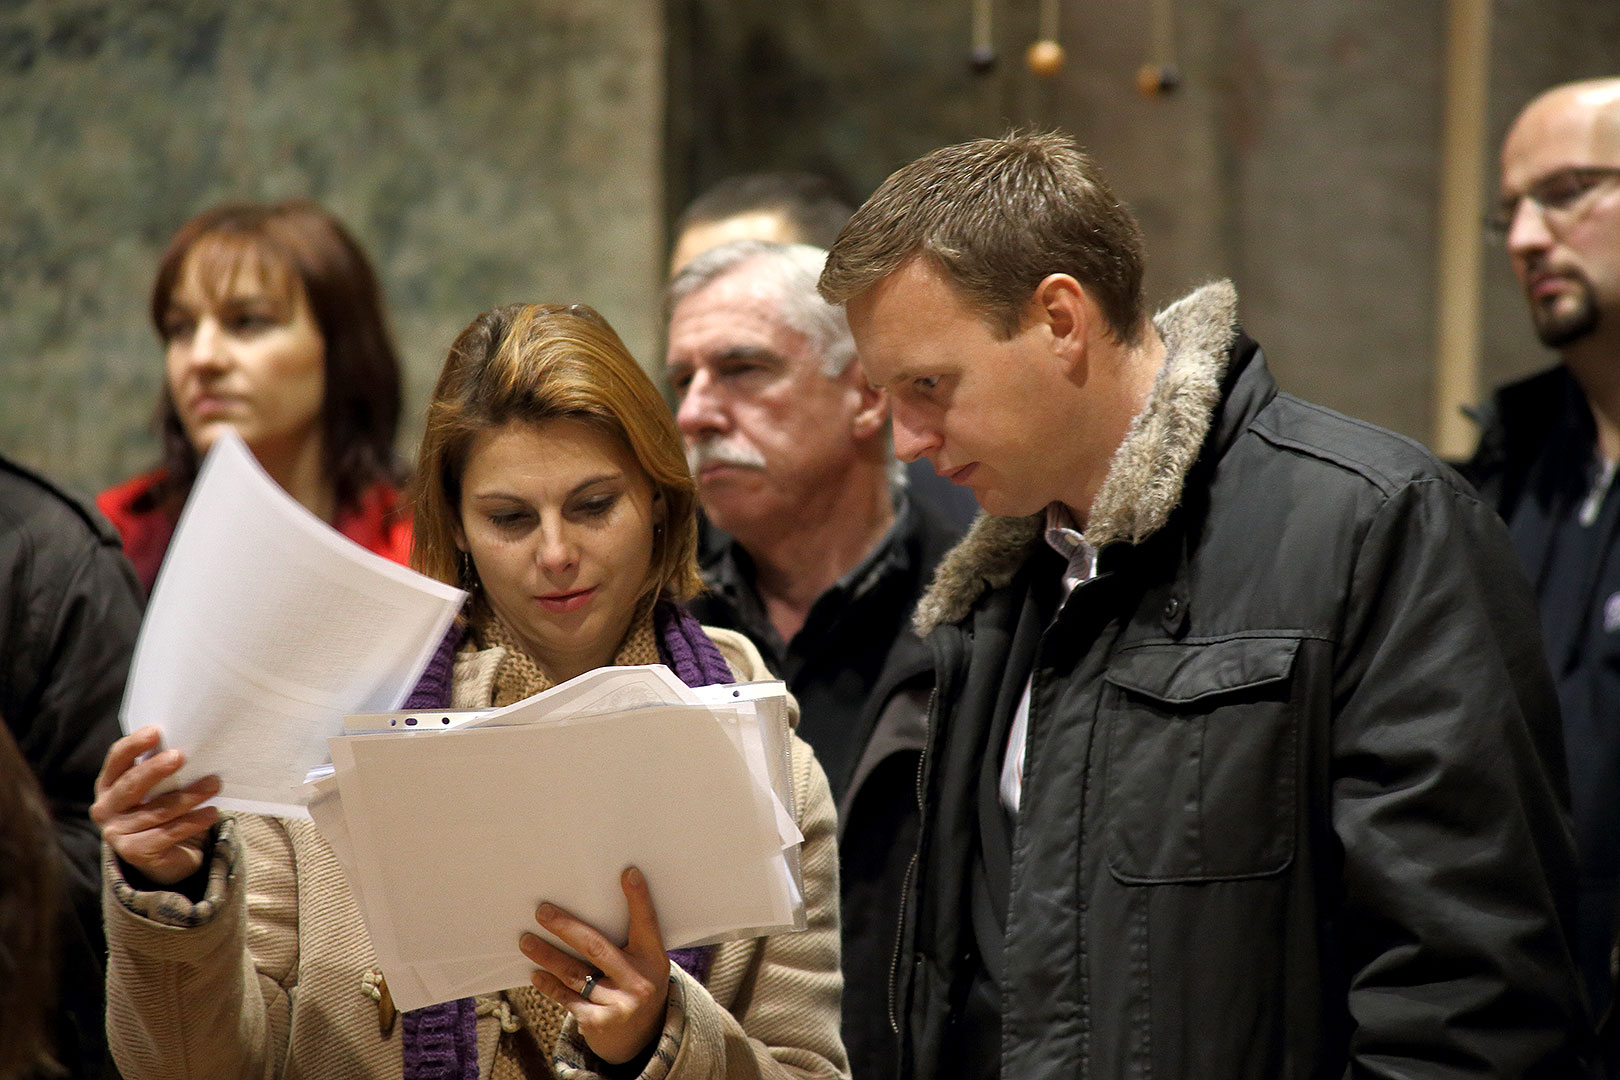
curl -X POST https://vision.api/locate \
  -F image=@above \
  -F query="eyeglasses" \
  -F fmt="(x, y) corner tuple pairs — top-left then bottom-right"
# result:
(1486, 166), (1620, 237)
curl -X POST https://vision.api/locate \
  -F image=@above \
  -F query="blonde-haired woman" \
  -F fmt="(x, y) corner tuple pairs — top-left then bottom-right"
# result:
(92, 303), (848, 1080)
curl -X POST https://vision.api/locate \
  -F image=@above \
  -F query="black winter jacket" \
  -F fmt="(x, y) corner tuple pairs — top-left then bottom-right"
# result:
(898, 283), (1589, 1078)
(1, 455), (142, 1079)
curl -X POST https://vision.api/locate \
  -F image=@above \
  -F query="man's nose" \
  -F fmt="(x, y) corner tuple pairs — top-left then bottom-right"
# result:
(1505, 197), (1555, 259)
(673, 369), (727, 439)
(890, 404), (935, 464)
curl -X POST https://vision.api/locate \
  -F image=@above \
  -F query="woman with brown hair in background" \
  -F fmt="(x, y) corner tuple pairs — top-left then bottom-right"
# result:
(98, 199), (410, 593)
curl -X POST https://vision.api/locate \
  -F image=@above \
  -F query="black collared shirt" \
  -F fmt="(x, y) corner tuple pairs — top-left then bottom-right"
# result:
(689, 490), (958, 802)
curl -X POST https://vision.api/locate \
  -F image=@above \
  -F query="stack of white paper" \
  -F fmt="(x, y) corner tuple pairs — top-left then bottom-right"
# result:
(119, 431), (466, 818)
(310, 667), (807, 1012)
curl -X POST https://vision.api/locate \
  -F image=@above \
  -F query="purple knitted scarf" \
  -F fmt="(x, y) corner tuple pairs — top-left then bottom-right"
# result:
(399, 602), (731, 1080)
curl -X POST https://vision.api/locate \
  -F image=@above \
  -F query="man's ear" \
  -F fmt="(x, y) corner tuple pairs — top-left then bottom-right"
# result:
(848, 359), (890, 441)
(1031, 273), (1091, 374)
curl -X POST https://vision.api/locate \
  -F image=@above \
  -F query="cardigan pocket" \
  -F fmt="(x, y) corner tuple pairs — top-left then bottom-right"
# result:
(1101, 634), (1301, 883)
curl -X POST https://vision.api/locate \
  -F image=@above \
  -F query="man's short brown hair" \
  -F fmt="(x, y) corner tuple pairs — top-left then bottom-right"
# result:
(818, 131), (1146, 343)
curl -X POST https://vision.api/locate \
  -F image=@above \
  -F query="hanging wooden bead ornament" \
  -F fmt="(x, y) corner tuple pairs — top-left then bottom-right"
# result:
(969, 0), (996, 74)
(1026, 0), (1065, 77)
(1135, 0), (1181, 96)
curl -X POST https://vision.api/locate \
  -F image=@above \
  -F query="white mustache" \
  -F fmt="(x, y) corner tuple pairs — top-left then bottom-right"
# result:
(686, 438), (767, 475)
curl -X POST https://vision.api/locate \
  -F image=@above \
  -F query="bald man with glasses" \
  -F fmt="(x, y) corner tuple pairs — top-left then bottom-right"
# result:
(1466, 78), (1620, 1051)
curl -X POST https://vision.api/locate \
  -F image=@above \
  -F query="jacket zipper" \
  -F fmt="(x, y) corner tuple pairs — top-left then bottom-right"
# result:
(887, 684), (937, 1036)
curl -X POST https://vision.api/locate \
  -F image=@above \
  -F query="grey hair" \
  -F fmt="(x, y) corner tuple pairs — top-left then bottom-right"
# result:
(667, 240), (857, 377)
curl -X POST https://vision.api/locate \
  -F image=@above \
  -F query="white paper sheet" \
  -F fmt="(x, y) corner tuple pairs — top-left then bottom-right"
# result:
(120, 432), (465, 816)
(326, 703), (798, 1011)
(335, 666), (696, 737)
(464, 664), (699, 728)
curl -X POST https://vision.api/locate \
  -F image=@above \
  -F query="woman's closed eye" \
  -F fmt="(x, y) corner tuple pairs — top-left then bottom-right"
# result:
(571, 493), (619, 520)
(486, 507), (535, 531)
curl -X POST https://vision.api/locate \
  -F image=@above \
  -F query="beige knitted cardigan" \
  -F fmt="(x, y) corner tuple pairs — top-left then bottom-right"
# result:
(103, 626), (849, 1080)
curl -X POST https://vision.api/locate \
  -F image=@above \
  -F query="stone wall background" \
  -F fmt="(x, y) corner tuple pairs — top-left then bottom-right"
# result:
(2, 1), (1616, 494)
(0, 0), (662, 494)
(666, 0), (1620, 447)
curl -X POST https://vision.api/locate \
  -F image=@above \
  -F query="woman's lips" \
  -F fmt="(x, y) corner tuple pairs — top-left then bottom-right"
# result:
(187, 394), (239, 420)
(534, 587), (597, 613)
(945, 463), (978, 486)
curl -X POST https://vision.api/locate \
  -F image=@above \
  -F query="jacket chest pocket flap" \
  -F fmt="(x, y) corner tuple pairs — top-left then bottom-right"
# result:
(1101, 635), (1300, 883)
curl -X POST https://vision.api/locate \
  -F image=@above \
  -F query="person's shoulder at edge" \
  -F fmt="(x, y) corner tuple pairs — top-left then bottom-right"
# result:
(0, 453), (130, 552)
(1251, 389), (1480, 501)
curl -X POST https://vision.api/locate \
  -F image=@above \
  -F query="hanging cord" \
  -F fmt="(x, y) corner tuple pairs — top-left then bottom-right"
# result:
(1027, 0), (1064, 77)
(1137, 0), (1182, 96)
(969, 0), (996, 73)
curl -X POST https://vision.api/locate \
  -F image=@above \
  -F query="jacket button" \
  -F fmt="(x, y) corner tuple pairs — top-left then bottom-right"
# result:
(1162, 595), (1188, 636)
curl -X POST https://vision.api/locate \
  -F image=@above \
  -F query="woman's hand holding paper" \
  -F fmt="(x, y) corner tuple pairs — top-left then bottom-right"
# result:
(520, 865), (672, 1065)
(91, 725), (221, 886)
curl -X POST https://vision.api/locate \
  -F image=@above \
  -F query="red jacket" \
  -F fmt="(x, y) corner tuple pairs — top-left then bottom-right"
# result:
(97, 469), (413, 595)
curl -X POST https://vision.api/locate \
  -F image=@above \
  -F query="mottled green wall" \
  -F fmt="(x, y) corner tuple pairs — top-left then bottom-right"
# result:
(0, 0), (662, 495)
(6, 1), (1613, 493)
(666, 0), (1620, 448)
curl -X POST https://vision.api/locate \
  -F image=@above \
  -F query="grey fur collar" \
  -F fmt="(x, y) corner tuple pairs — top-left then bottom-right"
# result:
(913, 279), (1239, 635)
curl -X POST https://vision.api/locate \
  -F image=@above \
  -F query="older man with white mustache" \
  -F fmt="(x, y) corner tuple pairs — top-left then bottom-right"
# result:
(666, 239), (964, 1080)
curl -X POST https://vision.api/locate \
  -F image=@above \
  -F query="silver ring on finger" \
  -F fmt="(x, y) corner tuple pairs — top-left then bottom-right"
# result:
(580, 973), (599, 1003)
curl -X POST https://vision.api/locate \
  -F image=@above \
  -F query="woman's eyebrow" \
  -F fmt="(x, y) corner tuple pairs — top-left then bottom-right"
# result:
(467, 472), (624, 502)
(567, 472), (624, 497)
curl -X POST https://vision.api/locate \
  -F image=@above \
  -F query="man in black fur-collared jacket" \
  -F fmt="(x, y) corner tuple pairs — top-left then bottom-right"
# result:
(820, 132), (1591, 1079)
